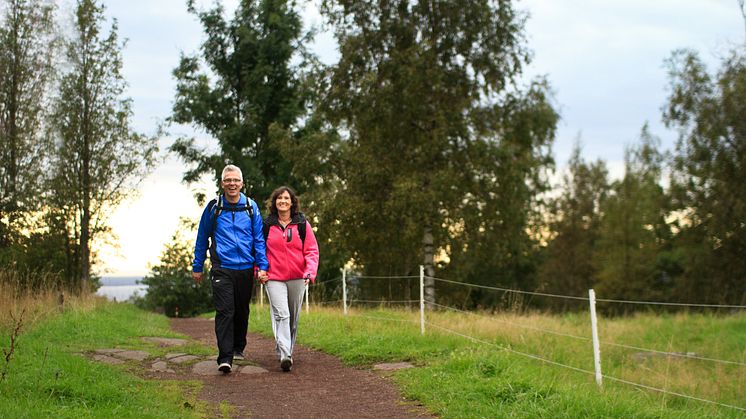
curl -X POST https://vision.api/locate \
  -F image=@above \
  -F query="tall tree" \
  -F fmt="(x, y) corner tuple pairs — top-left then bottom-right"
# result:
(50, 0), (156, 286)
(663, 48), (746, 304)
(170, 0), (312, 202)
(537, 142), (609, 309)
(317, 0), (557, 305)
(0, 0), (56, 250)
(593, 127), (674, 306)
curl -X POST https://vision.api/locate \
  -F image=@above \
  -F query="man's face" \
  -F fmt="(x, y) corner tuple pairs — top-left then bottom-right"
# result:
(221, 171), (243, 201)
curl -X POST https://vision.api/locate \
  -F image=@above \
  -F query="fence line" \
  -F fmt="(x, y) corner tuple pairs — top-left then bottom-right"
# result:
(306, 268), (746, 413)
(314, 277), (341, 285)
(595, 297), (746, 309)
(314, 273), (745, 309)
(428, 276), (746, 309)
(602, 375), (746, 412)
(314, 299), (343, 306)
(426, 320), (746, 413)
(308, 294), (746, 369)
(429, 276), (589, 301)
(349, 299), (420, 304)
(346, 312), (419, 325)
(429, 301), (592, 343)
(601, 341), (746, 367)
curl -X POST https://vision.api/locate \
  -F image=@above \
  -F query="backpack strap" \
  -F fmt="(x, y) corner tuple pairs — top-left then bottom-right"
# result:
(208, 194), (256, 267)
(298, 219), (306, 247)
(263, 213), (306, 248)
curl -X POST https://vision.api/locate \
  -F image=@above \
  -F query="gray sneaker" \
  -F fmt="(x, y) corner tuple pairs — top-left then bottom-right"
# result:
(280, 357), (292, 372)
(233, 351), (245, 360)
(218, 362), (232, 373)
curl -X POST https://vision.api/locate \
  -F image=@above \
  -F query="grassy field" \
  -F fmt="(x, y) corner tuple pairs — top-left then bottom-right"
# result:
(2, 280), (743, 418)
(249, 303), (746, 418)
(0, 292), (208, 418)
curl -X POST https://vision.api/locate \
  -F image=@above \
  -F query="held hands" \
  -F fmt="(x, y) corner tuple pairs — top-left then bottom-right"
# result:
(257, 270), (269, 284)
(192, 272), (203, 284)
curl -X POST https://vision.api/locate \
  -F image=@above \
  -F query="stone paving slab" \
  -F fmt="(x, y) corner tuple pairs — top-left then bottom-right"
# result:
(142, 337), (189, 347)
(151, 361), (175, 373)
(373, 362), (414, 371)
(95, 348), (125, 354)
(170, 355), (199, 364)
(192, 360), (225, 376)
(165, 352), (187, 359)
(93, 354), (125, 365)
(115, 350), (150, 361)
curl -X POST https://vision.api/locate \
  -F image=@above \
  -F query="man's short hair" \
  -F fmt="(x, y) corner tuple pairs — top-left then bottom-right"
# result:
(222, 164), (243, 181)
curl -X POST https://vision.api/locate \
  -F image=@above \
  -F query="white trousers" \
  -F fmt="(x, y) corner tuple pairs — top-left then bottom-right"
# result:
(265, 279), (306, 360)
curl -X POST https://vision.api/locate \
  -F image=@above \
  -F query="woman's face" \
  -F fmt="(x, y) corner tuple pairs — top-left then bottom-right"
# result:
(275, 191), (292, 213)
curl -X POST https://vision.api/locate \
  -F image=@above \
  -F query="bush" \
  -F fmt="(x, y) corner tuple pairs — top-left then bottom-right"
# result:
(134, 218), (212, 317)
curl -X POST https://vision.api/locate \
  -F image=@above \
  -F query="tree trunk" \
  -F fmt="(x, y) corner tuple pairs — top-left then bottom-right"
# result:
(422, 225), (435, 308)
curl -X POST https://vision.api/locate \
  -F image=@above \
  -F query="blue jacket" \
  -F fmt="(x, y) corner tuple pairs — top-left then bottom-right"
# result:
(192, 193), (269, 273)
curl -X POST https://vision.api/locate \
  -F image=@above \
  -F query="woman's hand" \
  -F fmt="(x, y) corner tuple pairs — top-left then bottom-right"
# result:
(257, 270), (269, 284)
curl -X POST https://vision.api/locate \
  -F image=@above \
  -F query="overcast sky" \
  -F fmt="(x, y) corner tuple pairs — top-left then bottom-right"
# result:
(95, 0), (745, 276)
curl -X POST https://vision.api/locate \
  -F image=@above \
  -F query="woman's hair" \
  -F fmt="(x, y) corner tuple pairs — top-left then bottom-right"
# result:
(268, 186), (300, 216)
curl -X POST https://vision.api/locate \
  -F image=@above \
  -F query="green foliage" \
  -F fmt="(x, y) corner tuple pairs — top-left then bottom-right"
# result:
(0, 302), (205, 417)
(0, 0), (56, 250)
(663, 48), (746, 304)
(593, 127), (675, 306)
(136, 218), (213, 317)
(538, 142), (609, 307)
(311, 0), (558, 302)
(170, 0), (313, 202)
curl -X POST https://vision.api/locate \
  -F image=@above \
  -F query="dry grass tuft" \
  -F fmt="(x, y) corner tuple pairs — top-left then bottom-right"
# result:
(0, 270), (100, 331)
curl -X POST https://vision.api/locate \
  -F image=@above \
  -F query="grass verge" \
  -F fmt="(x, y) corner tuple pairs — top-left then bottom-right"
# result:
(0, 299), (208, 418)
(249, 303), (746, 418)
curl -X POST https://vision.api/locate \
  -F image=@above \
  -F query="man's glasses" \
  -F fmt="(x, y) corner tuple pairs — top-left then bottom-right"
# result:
(222, 178), (243, 184)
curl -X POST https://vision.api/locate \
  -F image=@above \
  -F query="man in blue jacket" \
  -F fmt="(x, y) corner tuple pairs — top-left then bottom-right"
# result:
(192, 164), (269, 373)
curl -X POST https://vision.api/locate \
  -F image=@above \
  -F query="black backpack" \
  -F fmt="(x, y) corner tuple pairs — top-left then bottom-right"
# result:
(207, 195), (256, 265)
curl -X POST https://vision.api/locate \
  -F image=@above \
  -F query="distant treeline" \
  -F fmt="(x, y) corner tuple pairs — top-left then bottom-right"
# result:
(2, 1), (745, 310)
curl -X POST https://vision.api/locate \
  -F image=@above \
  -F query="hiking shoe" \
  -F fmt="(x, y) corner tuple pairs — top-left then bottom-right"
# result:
(233, 351), (245, 360)
(218, 362), (232, 373)
(280, 357), (292, 372)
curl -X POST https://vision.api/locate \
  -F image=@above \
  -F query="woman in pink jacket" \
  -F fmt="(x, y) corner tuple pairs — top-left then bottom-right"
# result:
(258, 186), (319, 372)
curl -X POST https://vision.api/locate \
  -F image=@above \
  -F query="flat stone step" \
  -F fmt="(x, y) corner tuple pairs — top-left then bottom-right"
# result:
(115, 350), (150, 361)
(170, 355), (200, 364)
(93, 354), (125, 365)
(142, 337), (189, 347)
(373, 362), (414, 371)
(192, 360), (226, 376)
(151, 361), (175, 373)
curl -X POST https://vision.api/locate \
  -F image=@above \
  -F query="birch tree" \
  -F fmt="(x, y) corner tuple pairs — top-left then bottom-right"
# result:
(50, 0), (156, 286)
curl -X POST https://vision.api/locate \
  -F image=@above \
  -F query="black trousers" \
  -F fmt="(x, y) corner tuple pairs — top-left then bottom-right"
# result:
(211, 267), (254, 365)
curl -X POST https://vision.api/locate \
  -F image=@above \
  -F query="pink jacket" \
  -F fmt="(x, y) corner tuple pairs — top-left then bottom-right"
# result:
(265, 218), (319, 283)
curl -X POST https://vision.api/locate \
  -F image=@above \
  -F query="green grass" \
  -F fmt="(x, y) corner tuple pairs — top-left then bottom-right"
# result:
(249, 304), (746, 418)
(0, 301), (208, 418)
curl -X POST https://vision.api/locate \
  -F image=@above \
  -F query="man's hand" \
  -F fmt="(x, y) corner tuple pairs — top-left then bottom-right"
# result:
(193, 271), (203, 284)
(257, 270), (269, 284)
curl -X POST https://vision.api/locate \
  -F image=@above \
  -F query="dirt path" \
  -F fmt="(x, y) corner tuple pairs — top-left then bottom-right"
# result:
(170, 317), (434, 418)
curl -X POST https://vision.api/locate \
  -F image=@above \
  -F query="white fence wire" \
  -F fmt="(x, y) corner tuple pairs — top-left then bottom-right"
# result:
(300, 267), (745, 414)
